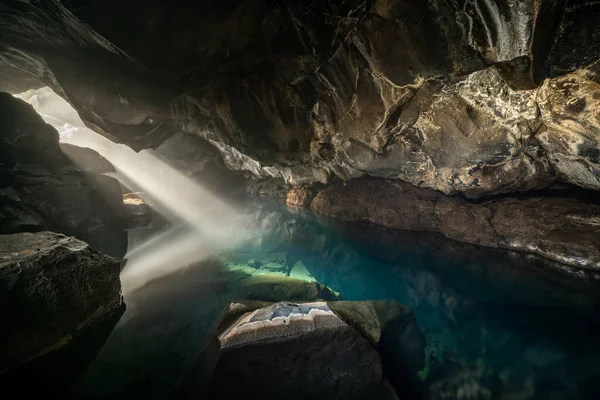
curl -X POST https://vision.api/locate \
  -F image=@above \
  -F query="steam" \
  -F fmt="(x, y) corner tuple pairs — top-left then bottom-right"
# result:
(16, 87), (250, 292)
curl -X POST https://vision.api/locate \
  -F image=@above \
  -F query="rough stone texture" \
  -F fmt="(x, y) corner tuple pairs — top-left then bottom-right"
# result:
(0, 92), (128, 257)
(286, 186), (316, 208)
(122, 192), (152, 229)
(1, 0), (599, 197)
(205, 301), (407, 399)
(235, 275), (339, 303)
(311, 179), (600, 269)
(0, 231), (123, 373)
(537, 61), (600, 191)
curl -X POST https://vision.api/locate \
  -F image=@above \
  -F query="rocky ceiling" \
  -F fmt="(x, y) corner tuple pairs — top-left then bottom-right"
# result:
(1, 0), (599, 197)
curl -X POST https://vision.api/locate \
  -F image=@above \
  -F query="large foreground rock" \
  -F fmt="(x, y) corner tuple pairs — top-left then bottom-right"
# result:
(0, 231), (123, 376)
(311, 179), (600, 269)
(0, 92), (130, 257)
(185, 300), (424, 399)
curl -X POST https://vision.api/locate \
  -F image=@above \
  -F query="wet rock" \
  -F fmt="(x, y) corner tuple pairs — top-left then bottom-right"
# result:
(204, 301), (405, 400)
(234, 274), (339, 302)
(0, 232), (123, 376)
(122, 192), (152, 229)
(0, 93), (128, 258)
(311, 179), (600, 269)
(286, 186), (316, 208)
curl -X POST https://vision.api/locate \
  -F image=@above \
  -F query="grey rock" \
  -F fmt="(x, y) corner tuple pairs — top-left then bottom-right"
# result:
(0, 92), (128, 257)
(204, 300), (417, 400)
(0, 231), (123, 374)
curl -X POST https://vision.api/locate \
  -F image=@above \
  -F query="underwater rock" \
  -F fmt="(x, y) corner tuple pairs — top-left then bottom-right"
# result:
(311, 179), (600, 269)
(0, 231), (123, 377)
(0, 93), (128, 258)
(204, 300), (415, 399)
(329, 301), (426, 384)
(234, 274), (339, 303)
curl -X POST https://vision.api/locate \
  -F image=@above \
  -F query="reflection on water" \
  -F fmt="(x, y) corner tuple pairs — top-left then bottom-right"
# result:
(74, 200), (600, 399)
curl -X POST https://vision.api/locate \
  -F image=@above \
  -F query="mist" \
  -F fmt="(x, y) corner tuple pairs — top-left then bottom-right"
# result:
(16, 87), (251, 292)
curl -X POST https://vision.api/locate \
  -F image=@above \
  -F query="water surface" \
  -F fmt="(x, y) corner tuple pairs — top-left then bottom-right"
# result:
(75, 200), (600, 400)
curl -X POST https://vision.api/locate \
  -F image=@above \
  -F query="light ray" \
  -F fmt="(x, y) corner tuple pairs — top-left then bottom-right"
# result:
(16, 87), (251, 293)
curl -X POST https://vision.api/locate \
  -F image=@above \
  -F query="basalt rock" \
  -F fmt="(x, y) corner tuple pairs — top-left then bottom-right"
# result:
(0, 92), (129, 257)
(1, 0), (599, 198)
(196, 300), (424, 399)
(311, 179), (600, 269)
(0, 232), (123, 379)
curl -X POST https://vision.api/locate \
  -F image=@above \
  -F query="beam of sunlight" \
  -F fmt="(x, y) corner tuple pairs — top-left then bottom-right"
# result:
(16, 87), (252, 292)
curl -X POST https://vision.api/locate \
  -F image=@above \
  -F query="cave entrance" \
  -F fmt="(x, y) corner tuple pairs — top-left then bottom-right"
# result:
(16, 87), (247, 292)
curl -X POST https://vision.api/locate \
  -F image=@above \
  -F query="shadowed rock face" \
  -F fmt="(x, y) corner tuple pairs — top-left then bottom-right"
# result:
(310, 179), (600, 269)
(196, 300), (424, 399)
(0, 92), (129, 257)
(0, 232), (123, 376)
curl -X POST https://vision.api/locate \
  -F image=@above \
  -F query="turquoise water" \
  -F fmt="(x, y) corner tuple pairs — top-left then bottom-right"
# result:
(75, 200), (600, 399)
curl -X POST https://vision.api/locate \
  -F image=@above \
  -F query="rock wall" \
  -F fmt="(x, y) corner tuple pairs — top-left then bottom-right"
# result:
(310, 179), (600, 269)
(1, 0), (599, 198)
(0, 92), (129, 257)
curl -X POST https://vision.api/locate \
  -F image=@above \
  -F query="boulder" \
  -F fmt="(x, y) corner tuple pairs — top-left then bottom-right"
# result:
(0, 92), (128, 258)
(0, 232), (123, 384)
(206, 301), (402, 400)
(184, 299), (424, 399)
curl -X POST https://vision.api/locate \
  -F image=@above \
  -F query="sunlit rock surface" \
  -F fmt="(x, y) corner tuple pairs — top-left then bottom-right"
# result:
(0, 92), (129, 257)
(199, 300), (423, 399)
(0, 232), (123, 387)
(311, 179), (600, 269)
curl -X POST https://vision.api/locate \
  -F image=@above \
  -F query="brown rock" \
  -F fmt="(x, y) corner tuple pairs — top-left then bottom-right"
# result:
(311, 179), (600, 269)
(286, 186), (316, 208)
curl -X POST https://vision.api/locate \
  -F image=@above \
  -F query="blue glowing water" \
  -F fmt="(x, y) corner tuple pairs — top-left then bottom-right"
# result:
(75, 201), (600, 399)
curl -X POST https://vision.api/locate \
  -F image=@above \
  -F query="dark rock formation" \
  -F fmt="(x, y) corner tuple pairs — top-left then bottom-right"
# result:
(311, 179), (600, 269)
(195, 300), (423, 399)
(1, 0), (599, 197)
(0, 231), (123, 377)
(0, 92), (129, 257)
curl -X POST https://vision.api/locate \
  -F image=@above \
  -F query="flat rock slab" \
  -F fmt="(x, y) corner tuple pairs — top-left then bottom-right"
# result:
(0, 231), (122, 373)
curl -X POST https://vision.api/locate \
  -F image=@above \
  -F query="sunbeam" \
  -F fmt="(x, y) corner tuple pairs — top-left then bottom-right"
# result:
(15, 87), (251, 292)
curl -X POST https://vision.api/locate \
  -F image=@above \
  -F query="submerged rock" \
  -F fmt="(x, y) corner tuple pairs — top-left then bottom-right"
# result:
(0, 231), (123, 388)
(198, 300), (424, 399)
(0, 93), (128, 258)
(311, 179), (600, 269)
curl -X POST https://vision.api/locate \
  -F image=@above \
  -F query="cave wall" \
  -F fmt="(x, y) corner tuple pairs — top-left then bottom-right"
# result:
(0, 92), (129, 258)
(0, 0), (598, 210)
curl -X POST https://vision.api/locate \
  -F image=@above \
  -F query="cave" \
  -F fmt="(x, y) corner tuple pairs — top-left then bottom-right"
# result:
(1, 0), (600, 399)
